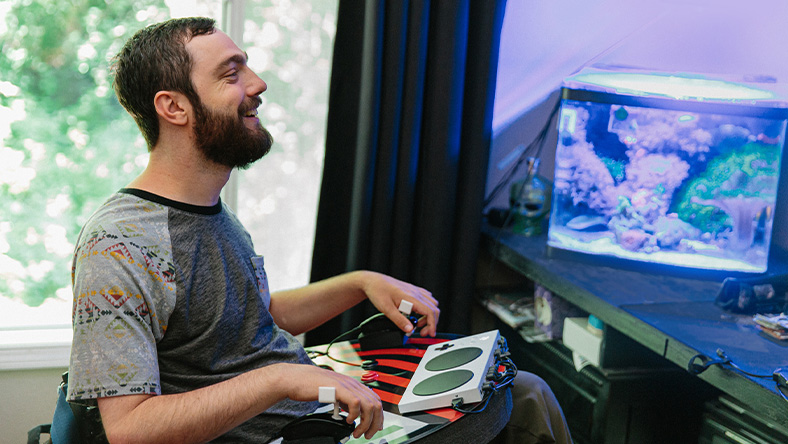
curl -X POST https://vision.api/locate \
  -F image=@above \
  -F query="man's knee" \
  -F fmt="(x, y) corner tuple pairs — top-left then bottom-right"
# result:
(512, 371), (554, 406)
(505, 371), (573, 444)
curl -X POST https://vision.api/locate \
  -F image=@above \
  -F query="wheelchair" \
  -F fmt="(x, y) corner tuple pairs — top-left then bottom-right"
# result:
(27, 372), (107, 444)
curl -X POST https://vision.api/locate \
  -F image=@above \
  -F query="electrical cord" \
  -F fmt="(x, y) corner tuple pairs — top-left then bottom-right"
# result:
(315, 312), (420, 374)
(687, 348), (788, 403)
(483, 99), (561, 209)
(312, 313), (390, 367)
(315, 317), (523, 412)
(688, 348), (772, 378)
(452, 337), (518, 414)
(483, 100), (561, 286)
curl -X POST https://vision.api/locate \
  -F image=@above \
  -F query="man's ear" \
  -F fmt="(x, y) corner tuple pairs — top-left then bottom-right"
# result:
(153, 91), (191, 126)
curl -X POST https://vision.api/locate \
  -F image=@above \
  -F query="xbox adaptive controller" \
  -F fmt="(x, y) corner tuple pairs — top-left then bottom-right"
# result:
(357, 300), (420, 351)
(280, 387), (355, 444)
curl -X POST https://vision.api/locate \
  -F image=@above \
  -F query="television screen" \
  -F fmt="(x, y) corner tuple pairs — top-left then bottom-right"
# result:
(547, 68), (788, 273)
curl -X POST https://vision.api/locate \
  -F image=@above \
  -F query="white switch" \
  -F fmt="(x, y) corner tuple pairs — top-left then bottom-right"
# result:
(319, 386), (342, 420)
(398, 300), (413, 315)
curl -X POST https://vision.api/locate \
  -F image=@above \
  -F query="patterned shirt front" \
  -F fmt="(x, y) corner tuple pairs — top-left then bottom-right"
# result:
(68, 189), (318, 442)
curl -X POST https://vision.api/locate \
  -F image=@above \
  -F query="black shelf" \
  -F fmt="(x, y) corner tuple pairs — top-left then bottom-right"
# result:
(487, 315), (715, 444)
(480, 223), (788, 432)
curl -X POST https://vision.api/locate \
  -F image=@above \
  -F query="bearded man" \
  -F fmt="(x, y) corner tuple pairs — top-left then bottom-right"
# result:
(67, 16), (571, 444)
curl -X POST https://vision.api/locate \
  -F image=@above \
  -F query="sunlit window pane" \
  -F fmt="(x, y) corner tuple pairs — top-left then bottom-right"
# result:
(235, 0), (337, 292)
(0, 0), (334, 328)
(0, 0), (172, 327)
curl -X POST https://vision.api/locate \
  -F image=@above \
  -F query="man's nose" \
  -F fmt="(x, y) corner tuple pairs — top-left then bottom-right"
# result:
(249, 72), (267, 96)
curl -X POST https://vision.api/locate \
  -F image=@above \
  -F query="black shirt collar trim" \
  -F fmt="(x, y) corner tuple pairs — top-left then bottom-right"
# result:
(119, 188), (223, 215)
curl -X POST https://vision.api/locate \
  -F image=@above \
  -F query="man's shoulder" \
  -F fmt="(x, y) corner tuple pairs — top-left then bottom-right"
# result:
(72, 191), (177, 335)
(83, 191), (167, 231)
(95, 190), (168, 220)
(75, 191), (172, 259)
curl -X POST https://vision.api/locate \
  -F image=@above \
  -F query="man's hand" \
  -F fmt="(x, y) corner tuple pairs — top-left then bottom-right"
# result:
(269, 270), (440, 338)
(282, 364), (384, 440)
(359, 271), (440, 338)
(97, 362), (383, 443)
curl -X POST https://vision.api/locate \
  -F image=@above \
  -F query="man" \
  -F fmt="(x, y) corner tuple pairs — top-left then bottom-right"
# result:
(68, 17), (572, 444)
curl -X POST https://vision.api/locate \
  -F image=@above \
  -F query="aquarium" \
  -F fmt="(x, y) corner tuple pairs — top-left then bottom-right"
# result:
(547, 68), (788, 274)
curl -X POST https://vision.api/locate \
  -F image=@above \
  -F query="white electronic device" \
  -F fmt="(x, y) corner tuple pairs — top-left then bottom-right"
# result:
(398, 329), (501, 414)
(318, 386), (343, 420)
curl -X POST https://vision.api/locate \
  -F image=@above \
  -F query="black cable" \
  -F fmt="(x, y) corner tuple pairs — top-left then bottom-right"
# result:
(727, 360), (773, 379)
(773, 369), (788, 402)
(687, 349), (772, 378)
(687, 349), (788, 404)
(319, 318), (525, 412)
(777, 385), (788, 402)
(716, 349), (773, 378)
(452, 362), (516, 414)
(453, 390), (493, 414)
(320, 313), (389, 367)
(482, 100), (561, 288)
(483, 99), (561, 209)
(452, 339), (518, 414)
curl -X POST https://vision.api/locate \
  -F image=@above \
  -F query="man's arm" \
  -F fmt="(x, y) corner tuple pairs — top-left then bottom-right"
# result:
(97, 362), (383, 444)
(269, 270), (440, 337)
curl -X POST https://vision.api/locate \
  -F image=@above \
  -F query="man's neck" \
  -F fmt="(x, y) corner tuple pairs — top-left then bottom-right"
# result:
(128, 147), (231, 207)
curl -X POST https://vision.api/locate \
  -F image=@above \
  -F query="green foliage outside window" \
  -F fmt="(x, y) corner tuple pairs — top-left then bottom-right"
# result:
(0, 0), (336, 322)
(0, 0), (169, 307)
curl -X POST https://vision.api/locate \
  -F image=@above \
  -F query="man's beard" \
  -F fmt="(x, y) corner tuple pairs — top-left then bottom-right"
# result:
(192, 98), (273, 170)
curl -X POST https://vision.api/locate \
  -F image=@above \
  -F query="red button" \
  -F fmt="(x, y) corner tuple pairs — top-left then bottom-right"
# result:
(361, 371), (379, 382)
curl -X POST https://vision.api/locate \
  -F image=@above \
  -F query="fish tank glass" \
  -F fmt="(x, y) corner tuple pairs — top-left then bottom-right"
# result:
(547, 67), (788, 274)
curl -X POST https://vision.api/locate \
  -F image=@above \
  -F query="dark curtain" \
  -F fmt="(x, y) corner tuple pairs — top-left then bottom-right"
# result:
(306, 0), (507, 345)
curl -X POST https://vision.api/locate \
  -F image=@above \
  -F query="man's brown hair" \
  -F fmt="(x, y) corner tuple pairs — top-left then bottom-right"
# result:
(112, 17), (216, 149)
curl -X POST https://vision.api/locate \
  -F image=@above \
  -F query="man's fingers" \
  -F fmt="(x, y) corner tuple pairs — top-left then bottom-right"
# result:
(334, 378), (382, 440)
(411, 296), (440, 337)
(349, 390), (382, 439)
(352, 402), (373, 439)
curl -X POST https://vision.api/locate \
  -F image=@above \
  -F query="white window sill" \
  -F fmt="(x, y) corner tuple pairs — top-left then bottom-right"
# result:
(0, 327), (71, 370)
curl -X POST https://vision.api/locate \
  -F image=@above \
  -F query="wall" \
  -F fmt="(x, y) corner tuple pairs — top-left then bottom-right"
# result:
(487, 0), (667, 211)
(0, 367), (67, 444)
(488, 0), (788, 251)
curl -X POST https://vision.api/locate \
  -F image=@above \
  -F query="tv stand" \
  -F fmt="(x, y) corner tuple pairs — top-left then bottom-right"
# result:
(479, 222), (788, 437)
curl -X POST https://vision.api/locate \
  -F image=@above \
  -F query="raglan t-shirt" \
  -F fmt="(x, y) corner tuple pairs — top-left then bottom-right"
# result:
(67, 188), (319, 443)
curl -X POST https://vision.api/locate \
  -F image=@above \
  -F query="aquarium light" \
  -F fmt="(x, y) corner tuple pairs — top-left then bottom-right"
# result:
(572, 72), (775, 102)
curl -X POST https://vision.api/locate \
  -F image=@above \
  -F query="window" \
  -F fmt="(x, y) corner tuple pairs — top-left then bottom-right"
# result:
(234, 0), (336, 292)
(0, 0), (336, 366)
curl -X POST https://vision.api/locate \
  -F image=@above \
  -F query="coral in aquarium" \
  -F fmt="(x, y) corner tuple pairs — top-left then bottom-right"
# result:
(673, 141), (781, 248)
(554, 98), (784, 262)
(619, 152), (690, 218)
(690, 195), (771, 251)
(600, 157), (626, 183)
(549, 71), (788, 272)
(554, 106), (620, 217)
(609, 106), (714, 159)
